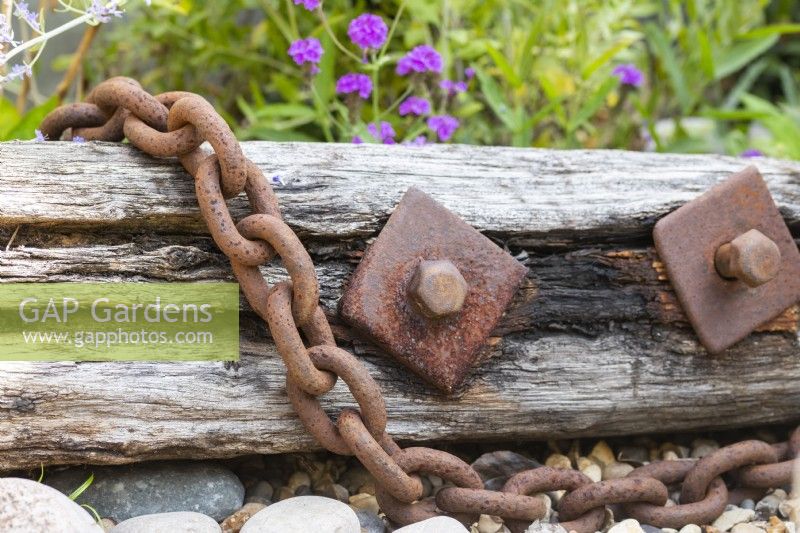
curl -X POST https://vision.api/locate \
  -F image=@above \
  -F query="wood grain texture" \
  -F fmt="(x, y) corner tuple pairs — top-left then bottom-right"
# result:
(0, 141), (798, 470)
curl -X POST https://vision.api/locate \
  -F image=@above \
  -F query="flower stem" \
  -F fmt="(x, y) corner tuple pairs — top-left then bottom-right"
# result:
(2, 13), (92, 66)
(316, 5), (362, 63)
(379, 85), (414, 119)
(371, 51), (379, 120)
(379, 0), (407, 59)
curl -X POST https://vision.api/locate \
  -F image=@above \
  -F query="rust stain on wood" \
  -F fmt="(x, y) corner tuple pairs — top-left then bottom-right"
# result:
(604, 249), (798, 333)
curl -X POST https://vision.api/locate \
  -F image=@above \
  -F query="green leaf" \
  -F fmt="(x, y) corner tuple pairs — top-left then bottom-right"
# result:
(251, 104), (316, 120)
(582, 36), (638, 79)
(0, 98), (21, 140)
(713, 35), (778, 80)
(4, 96), (58, 141)
(644, 23), (692, 113)
(68, 474), (94, 501)
(485, 44), (522, 88)
(312, 32), (335, 105)
(738, 24), (800, 40)
(722, 59), (769, 109)
(475, 67), (518, 131)
(568, 76), (619, 133)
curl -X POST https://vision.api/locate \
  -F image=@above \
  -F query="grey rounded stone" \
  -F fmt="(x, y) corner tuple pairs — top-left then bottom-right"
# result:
(240, 495), (359, 532)
(0, 477), (104, 533)
(45, 461), (244, 522)
(392, 516), (469, 532)
(740, 499), (755, 510)
(110, 512), (221, 533)
(355, 509), (386, 533)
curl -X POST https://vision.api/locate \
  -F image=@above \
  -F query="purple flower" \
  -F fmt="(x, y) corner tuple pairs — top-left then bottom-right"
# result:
(397, 45), (443, 76)
(87, 0), (123, 23)
(336, 73), (372, 99)
(347, 14), (387, 51)
(352, 136), (364, 144)
(367, 121), (396, 144)
(0, 15), (17, 46)
(72, 135), (86, 143)
(740, 149), (764, 158)
(427, 115), (459, 141)
(288, 37), (324, 72)
(271, 175), (285, 185)
(4, 63), (31, 82)
(440, 79), (468, 95)
(612, 64), (644, 87)
(398, 96), (431, 116)
(33, 129), (47, 142)
(405, 135), (428, 146)
(465, 67), (476, 80)
(14, 2), (39, 32)
(292, 0), (320, 10)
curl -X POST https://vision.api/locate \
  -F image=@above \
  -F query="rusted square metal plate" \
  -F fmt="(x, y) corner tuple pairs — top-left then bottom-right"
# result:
(653, 166), (800, 353)
(339, 187), (527, 393)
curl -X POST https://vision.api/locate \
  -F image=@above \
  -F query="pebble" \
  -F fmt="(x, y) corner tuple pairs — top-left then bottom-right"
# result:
(287, 471), (311, 492)
(245, 481), (274, 505)
(276, 486), (294, 501)
(641, 525), (662, 533)
(713, 507), (756, 532)
(603, 462), (635, 480)
(475, 514), (505, 533)
(100, 518), (116, 532)
(618, 446), (650, 465)
(609, 519), (646, 533)
(740, 499), (755, 510)
(545, 454), (572, 470)
(294, 485), (313, 496)
(779, 498), (800, 523)
(355, 509), (386, 533)
(471, 451), (542, 489)
(691, 439), (720, 459)
(239, 495), (359, 532)
(221, 503), (266, 533)
(110, 511), (221, 533)
(767, 516), (787, 533)
(679, 525), (702, 533)
(663, 451), (680, 461)
(45, 461), (244, 522)
(339, 467), (374, 495)
(590, 441), (616, 466)
(317, 482), (350, 503)
(348, 492), (380, 514)
(757, 490), (788, 518)
(0, 478), (104, 533)
(392, 516), (469, 532)
(662, 529), (679, 533)
(730, 524), (764, 533)
(580, 463), (602, 483)
(576, 457), (594, 471)
(523, 521), (568, 533)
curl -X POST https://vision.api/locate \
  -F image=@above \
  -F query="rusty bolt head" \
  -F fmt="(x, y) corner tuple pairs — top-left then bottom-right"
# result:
(408, 260), (468, 319)
(714, 229), (782, 288)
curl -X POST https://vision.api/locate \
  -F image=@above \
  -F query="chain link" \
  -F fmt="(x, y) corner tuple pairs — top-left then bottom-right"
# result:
(39, 79), (800, 532)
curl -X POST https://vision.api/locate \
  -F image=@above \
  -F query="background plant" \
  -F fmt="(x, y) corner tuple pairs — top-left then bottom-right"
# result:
(3, 0), (800, 159)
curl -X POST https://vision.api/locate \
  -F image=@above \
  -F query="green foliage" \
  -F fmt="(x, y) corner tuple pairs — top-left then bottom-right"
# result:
(69, 0), (800, 157)
(0, 96), (58, 141)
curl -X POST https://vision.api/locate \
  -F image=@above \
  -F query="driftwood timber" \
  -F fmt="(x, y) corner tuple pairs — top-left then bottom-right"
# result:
(0, 141), (798, 471)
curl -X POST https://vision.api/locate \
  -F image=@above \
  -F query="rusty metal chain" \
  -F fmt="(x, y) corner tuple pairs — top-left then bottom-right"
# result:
(39, 79), (800, 532)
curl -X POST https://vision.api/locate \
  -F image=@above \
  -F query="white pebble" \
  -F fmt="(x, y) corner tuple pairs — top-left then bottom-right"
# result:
(240, 495), (360, 532)
(111, 512), (221, 533)
(731, 524), (765, 533)
(0, 477), (104, 533)
(524, 521), (568, 533)
(393, 516), (469, 532)
(608, 519), (646, 533)
(714, 507), (757, 532)
(678, 525), (701, 533)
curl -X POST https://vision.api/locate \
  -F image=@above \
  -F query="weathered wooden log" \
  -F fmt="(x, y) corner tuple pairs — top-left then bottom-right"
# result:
(0, 141), (798, 471)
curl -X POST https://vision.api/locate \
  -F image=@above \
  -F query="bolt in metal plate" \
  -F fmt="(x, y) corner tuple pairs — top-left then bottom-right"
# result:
(339, 187), (527, 393)
(653, 166), (800, 353)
